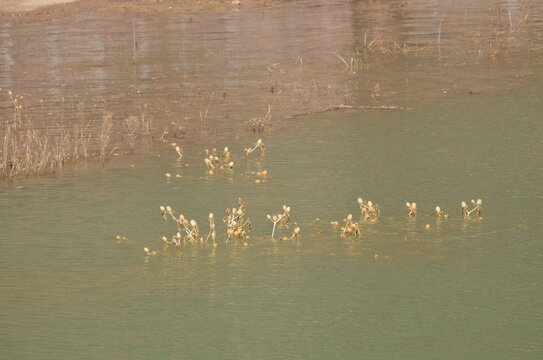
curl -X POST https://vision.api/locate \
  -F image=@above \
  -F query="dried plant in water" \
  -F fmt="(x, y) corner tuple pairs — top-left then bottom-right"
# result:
(434, 206), (449, 218)
(462, 199), (482, 218)
(244, 139), (265, 157)
(357, 197), (380, 222)
(406, 202), (417, 217)
(223, 197), (252, 243)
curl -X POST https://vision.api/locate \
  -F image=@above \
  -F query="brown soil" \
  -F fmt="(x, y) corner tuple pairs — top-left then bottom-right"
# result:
(0, 0), (274, 22)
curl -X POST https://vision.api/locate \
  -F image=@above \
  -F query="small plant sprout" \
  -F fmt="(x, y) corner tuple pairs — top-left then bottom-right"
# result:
(204, 146), (234, 174)
(175, 146), (183, 161)
(267, 214), (283, 238)
(205, 213), (216, 244)
(357, 197), (380, 221)
(290, 227), (301, 241)
(462, 198), (482, 218)
(223, 198), (252, 243)
(244, 138), (265, 157)
(406, 202), (417, 217)
(223, 147), (231, 162)
(340, 213), (361, 237)
(266, 205), (292, 238)
(434, 206), (449, 218)
(143, 247), (157, 256)
(160, 205), (199, 243)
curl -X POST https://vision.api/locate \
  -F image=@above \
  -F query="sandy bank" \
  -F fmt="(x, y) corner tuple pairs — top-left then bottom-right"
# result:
(0, 0), (80, 13)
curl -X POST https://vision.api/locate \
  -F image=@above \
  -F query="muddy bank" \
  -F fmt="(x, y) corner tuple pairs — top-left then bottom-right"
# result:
(1, 0), (543, 177)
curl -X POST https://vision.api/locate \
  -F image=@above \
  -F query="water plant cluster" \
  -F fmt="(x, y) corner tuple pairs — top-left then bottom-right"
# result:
(140, 138), (485, 254)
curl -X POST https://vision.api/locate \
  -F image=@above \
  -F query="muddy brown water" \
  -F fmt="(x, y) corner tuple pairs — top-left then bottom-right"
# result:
(1, 0), (542, 155)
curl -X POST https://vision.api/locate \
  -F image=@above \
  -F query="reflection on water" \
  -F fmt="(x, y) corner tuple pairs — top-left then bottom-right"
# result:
(1, 0), (542, 151)
(1, 1), (543, 359)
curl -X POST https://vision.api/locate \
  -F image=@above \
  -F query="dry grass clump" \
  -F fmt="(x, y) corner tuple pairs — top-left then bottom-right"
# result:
(1, 92), (97, 178)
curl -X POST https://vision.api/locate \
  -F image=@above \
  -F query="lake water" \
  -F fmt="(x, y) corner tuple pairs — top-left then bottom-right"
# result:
(1, 0), (543, 359)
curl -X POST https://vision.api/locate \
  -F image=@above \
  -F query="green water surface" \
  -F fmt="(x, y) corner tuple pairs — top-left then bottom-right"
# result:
(1, 86), (542, 359)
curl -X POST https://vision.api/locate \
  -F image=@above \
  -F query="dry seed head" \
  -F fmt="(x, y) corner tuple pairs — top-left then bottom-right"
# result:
(190, 219), (197, 227)
(435, 206), (441, 213)
(347, 214), (353, 220)
(160, 206), (165, 212)
(209, 213), (214, 219)
(267, 214), (272, 220)
(175, 146), (180, 152)
(476, 199), (482, 205)
(358, 197), (363, 204)
(144, 247), (150, 254)
(461, 201), (467, 208)
(367, 201), (373, 207)
(406, 202), (411, 208)
(165, 173), (172, 178)
(257, 139), (263, 145)
(286, 206), (291, 212)
(283, 205), (287, 210)
(161, 236), (168, 242)
(471, 199), (476, 204)
(228, 161), (234, 168)
(176, 232), (181, 239)
(412, 203), (416, 209)
(166, 206), (172, 212)
(294, 227), (300, 234)
(224, 147), (229, 152)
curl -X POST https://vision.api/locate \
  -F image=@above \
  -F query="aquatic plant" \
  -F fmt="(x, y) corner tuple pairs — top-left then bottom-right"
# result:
(143, 247), (158, 256)
(223, 197), (252, 243)
(204, 147), (234, 174)
(244, 139), (265, 157)
(205, 213), (217, 247)
(266, 205), (292, 238)
(434, 206), (449, 218)
(174, 145), (183, 161)
(290, 227), (301, 241)
(336, 214), (360, 237)
(357, 197), (380, 221)
(159, 205), (200, 244)
(406, 202), (417, 217)
(462, 199), (482, 218)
